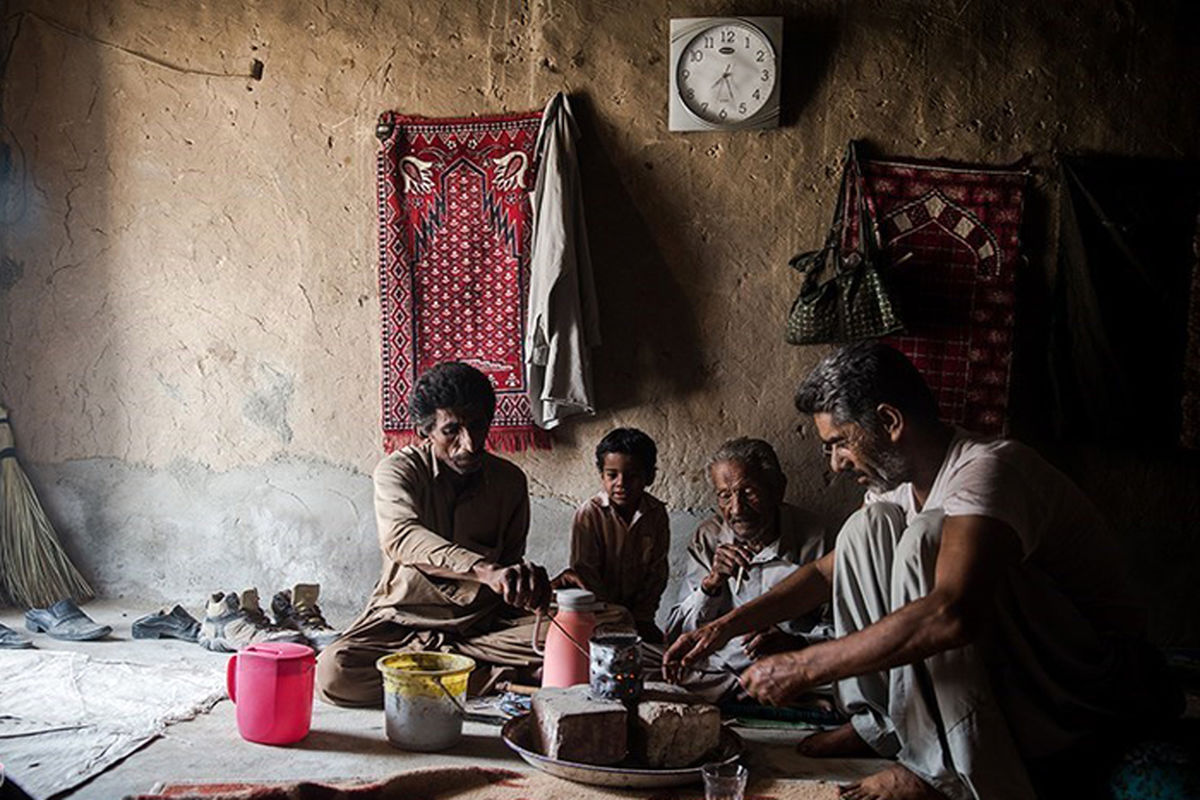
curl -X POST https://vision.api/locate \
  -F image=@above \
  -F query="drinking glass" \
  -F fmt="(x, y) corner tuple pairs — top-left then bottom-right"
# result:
(702, 762), (748, 800)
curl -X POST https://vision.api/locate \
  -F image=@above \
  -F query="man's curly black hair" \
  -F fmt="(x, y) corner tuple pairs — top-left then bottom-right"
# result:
(409, 362), (496, 434)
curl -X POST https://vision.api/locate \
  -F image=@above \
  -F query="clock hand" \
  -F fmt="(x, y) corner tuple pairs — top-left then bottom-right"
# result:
(716, 73), (735, 103)
(711, 64), (733, 88)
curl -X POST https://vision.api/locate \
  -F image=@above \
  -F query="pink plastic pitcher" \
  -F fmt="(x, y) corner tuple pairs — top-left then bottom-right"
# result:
(226, 641), (315, 745)
(533, 588), (596, 688)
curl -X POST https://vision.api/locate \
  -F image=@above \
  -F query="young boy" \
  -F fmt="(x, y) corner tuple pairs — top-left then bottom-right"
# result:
(554, 428), (670, 644)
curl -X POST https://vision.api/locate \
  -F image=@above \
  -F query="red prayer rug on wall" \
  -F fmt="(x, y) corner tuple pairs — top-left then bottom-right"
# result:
(852, 156), (1030, 435)
(377, 110), (551, 452)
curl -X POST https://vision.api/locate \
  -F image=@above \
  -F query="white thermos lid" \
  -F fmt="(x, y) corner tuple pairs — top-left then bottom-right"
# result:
(554, 588), (596, 610)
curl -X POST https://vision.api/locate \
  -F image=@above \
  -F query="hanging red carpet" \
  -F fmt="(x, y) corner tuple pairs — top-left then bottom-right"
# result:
(858, 156), (1029, 435)
(377, 110), (551, 452)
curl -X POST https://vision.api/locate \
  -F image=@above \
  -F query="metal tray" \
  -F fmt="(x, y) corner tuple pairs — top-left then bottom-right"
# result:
(500, 712), (743, 788)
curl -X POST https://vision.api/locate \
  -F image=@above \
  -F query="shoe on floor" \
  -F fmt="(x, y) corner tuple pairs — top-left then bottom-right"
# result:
(132, 604), (201, 642)
(0, 621), (34, 649)
(198, 589), (308, 653)
(25, 599), (112, 641)
(271, 583), (341, 652)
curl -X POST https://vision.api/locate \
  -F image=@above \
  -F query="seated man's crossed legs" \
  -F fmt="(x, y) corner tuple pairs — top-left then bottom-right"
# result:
(317, 605), (635, 708)
(813, 503), (1036, 800)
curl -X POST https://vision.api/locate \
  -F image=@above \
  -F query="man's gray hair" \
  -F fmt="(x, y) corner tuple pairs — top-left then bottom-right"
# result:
(707, 437), (787, 498)
(794, 341), (939, 430)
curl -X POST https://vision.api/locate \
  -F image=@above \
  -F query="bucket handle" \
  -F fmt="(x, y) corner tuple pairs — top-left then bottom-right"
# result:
(432, 675), (470, 718)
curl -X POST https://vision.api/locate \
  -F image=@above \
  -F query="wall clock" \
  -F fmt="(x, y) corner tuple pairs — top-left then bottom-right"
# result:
(669, 16), (782, 132)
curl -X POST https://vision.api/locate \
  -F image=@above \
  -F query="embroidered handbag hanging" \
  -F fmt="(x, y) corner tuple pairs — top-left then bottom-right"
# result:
(785, 141), (905, 344)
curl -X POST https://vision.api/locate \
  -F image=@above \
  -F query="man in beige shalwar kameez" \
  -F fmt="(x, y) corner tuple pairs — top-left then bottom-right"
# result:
(318, 362), (566, 707)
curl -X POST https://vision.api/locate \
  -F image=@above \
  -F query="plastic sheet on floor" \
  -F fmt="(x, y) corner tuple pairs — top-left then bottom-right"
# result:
(0, 649), (225, 798)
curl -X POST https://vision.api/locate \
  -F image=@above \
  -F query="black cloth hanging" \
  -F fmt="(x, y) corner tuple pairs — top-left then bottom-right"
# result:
(1050, 155), (1200, 448)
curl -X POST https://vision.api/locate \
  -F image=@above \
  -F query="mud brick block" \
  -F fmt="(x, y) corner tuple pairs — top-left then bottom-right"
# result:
(634, 681), (721, 768)
(532, 684), (627, 765)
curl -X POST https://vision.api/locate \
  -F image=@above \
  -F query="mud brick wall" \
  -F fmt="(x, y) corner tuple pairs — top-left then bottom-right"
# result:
(1, 0), (1197, 641)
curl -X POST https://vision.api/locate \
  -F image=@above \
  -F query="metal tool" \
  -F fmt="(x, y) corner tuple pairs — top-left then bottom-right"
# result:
(533, 608), (592, 659)
(539, 609), (737, 681)
(431, 676), (512, 725)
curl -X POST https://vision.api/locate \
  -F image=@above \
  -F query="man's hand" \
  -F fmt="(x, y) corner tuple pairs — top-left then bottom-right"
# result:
(701, 543), (755, 595)
(739, 651), (814, 706)
(742, 628), (807, 661)
(550, 568), (590, 592)
(662, 622), (732, 683)
(473, 561), (551, 612)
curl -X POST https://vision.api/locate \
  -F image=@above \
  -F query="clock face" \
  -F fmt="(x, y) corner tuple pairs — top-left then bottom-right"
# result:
(676, 20), (777, 126)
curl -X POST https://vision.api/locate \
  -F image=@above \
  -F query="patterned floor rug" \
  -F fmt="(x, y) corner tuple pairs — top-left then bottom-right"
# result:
(132, 766), (839, 800)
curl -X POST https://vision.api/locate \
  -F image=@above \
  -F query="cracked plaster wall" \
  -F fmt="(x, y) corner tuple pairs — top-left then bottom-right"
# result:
(0, 0), (1198, 638)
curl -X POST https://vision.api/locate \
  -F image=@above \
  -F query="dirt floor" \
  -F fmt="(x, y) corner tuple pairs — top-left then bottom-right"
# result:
(0, 601), (888, 799)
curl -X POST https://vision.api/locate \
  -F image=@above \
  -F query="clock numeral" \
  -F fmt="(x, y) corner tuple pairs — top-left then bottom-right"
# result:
(686, 88), (695, 99)
(690, 50), (704, 63)
(682, 69), (690, 79)
(753, 89), (761, 100)
(761, 69), (771, 81)
(703, 36), (714, 48)
(756, 50), (765, 63)
(738, 102), (747, 114)
(719, 108), (728, 120)
(721, 29), (735, 43)
(745, 36), (751, 48)
(701, 102), (709, 112)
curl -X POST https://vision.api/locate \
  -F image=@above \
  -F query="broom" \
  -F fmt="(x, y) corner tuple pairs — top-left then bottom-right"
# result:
(0, 404), (93, 607)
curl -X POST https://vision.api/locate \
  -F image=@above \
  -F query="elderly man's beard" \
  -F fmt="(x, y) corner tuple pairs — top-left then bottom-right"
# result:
(856, 436), (911, 493)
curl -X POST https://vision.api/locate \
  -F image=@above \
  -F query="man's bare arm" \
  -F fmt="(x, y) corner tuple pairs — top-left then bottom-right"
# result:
(663, 549), (835, 679)
(713, 550), (836, 636)
(740, 514), (1021, 703)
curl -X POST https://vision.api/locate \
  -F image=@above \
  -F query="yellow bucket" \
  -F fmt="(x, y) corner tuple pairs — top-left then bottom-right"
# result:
(376, 652), (475, 751)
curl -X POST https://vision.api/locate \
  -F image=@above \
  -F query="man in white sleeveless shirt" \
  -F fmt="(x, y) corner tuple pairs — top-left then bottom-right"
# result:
(664, 342), (1179, 800)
